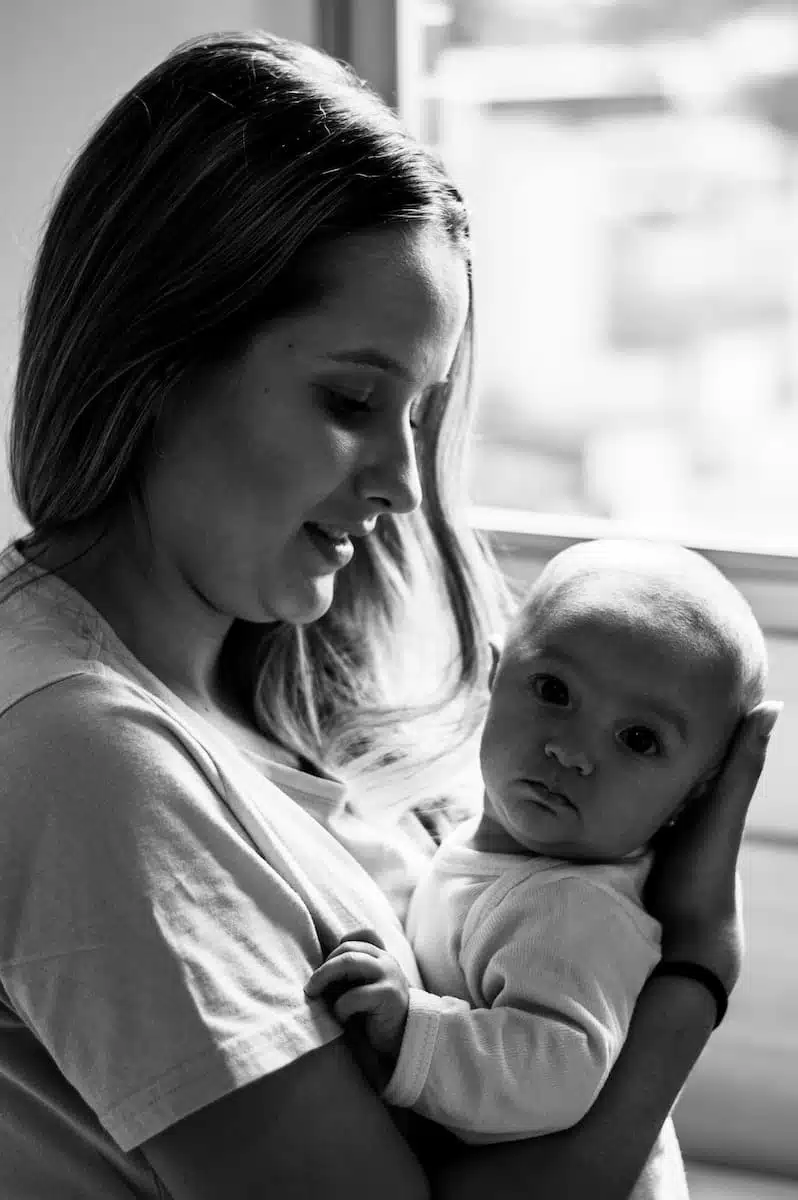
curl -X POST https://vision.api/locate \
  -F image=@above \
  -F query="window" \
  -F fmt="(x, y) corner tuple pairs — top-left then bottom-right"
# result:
(403, 0), (798, 553)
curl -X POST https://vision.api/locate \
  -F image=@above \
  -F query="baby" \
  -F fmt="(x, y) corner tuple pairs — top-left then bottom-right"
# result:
(307, 538), (768, 1199)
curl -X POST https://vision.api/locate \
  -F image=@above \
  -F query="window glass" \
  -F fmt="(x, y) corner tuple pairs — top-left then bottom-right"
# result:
(406, 0), (798, 548)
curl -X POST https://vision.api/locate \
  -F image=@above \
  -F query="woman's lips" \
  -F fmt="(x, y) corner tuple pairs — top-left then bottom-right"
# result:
(303, 522), (354, 569)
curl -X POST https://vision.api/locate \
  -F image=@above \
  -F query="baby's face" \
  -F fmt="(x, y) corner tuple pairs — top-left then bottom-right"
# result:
(479, 597), (739, 860)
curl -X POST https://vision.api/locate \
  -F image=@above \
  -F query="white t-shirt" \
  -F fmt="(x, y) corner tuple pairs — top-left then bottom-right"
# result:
(0, 547), (432, 1198)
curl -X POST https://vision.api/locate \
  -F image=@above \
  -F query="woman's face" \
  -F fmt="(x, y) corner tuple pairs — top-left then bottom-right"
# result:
(143, 224), (469, 625)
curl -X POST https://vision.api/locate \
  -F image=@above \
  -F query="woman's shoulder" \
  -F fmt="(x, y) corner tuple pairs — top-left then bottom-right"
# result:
(0, 664), (217, 841)
(0, 605), (168, 746)
(0, 549), (113, 715)
(0, 549), (187, 739)
(0, 574), (226, 836)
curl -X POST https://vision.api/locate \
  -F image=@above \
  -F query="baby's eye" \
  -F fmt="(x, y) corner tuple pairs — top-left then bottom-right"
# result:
(618, 726), (662, 757)
(531, 674), (570, 706)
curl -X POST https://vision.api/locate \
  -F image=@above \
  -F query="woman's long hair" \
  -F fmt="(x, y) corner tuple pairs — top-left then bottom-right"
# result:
(10, 31), (512, 820)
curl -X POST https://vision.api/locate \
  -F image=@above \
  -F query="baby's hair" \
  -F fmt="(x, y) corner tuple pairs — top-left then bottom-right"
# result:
(513, 538), (767, 717)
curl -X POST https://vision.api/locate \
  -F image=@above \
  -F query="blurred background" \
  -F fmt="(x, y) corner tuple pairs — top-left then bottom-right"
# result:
(406, 0), (798, 552)
(1, 2), (797, 1196)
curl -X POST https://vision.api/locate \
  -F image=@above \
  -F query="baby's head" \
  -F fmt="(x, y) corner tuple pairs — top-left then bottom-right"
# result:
(479, 539), (767, 860)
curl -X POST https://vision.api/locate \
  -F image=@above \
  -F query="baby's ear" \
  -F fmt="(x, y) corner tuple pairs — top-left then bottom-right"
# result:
(667, 775), (714, 829)
(662, 797), (688, 830)
(691, 751), (729, 798)
(682, 762), (723, 811)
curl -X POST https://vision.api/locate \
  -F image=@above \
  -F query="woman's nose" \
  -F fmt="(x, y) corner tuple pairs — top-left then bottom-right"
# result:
(544, 741), (594, 777)
(358, 425), (423, 514)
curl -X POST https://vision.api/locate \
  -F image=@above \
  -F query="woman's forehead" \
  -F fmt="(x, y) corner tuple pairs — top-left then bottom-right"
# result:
(294, 225), (470, 378)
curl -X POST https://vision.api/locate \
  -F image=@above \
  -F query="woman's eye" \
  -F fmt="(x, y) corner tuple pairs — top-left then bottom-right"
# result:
(618, 726), (662, 757)
(319, 386), (375, 423)
(531, 674), (570, 706)
(410, 382), (446, 431)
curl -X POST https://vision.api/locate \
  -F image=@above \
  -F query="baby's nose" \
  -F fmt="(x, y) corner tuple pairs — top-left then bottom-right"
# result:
(544, 741), (594, 777)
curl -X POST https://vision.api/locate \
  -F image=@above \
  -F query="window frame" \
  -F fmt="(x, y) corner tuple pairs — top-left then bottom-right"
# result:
(317, 0), (399, 107)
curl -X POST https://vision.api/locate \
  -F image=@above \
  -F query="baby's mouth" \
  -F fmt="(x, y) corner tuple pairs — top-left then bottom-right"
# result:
(525, 780), (574, 811)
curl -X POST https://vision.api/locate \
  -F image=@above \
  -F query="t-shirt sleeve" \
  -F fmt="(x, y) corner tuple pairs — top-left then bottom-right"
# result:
(0, 673), (342, 1151)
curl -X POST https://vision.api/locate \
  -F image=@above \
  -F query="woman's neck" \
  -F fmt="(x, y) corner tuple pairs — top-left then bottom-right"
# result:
(26, 522), (314, 772)
(27, 521), (232, 708)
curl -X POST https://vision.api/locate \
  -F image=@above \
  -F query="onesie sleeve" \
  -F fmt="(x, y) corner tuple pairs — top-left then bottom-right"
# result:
(0, 673), (342, 1151)
(385, 874), (660, 1141)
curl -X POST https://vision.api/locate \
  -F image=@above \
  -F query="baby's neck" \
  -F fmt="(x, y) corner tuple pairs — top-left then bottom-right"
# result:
(469, 813), (531, 856)
(469, 810), (649, 864)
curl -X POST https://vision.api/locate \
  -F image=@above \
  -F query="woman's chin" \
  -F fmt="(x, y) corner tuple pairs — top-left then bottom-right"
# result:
(265, 577), (336, 626)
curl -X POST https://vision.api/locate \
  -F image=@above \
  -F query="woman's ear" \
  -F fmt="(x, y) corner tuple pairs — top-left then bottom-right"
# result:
(488, 639), (502, 690)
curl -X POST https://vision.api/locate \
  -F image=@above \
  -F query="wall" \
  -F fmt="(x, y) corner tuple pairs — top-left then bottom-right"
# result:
(0, 0), (316, 545)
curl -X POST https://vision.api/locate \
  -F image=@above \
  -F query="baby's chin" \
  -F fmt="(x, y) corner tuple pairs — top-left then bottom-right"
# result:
(478, 801), (652, 862)
(504, 821), (652, 863)
(534, 841), (648, 863)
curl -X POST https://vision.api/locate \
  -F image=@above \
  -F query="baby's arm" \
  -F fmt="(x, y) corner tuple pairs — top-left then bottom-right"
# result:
(308, 878), (659, 1142)
(397, 875), (661, 1141)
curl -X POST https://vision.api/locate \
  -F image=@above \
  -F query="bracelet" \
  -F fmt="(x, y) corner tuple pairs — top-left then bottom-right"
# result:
(648, 961), (729, 1028)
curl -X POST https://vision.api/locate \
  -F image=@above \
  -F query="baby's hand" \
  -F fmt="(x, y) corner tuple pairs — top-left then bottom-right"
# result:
(305, 938), (410, 1062)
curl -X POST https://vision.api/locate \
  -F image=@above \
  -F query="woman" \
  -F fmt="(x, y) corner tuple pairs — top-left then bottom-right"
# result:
(0, 31), (778, 1199)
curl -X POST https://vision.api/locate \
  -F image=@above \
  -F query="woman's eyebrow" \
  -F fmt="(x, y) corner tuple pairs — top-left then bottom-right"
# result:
(327, 349), (415, 381)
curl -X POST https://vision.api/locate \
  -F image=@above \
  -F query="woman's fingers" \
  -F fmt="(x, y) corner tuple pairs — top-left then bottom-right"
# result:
(646, 700), (781, 988)
(669, 700), (781, 863)
(708, 702), (782, 839)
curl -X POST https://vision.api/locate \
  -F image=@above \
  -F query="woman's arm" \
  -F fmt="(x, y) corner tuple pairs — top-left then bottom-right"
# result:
(140, 978), (708, 1200)
(142, 703), (778, 1199)
(142, 1038), (432, 1200)
(430, 976), (715, 1199)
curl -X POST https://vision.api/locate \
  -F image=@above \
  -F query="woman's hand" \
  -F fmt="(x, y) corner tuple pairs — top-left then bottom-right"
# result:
(645, 700), (781, 992)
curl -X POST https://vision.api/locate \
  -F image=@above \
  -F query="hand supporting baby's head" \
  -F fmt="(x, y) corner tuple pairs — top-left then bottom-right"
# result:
(477, 539), (767, 861)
